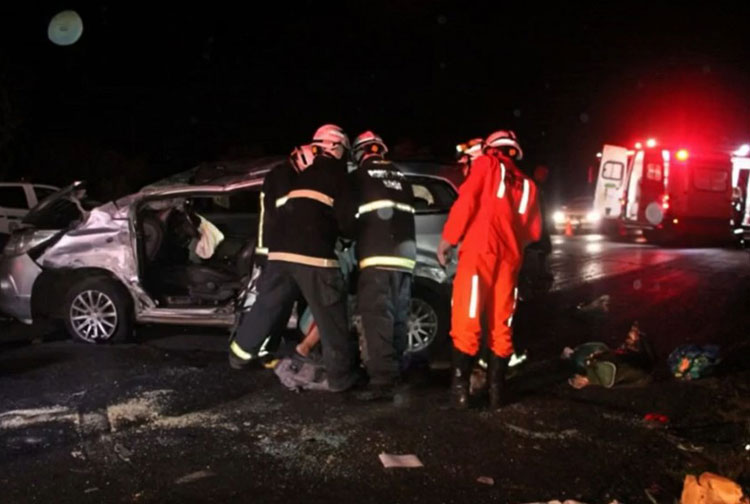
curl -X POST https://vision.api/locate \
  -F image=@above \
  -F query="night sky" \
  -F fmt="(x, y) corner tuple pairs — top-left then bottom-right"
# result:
(1, 2), (749, 201)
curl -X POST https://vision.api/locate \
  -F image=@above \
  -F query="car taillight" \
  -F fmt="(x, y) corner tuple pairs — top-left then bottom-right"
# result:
(676, 149), (689, 161)
(662, 194), (670, 210)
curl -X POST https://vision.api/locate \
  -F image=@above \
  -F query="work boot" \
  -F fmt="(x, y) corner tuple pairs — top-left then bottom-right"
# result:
(228, 340), (261, 370)
(228, 352), (252, 370)
(451, 348), (473, 410)
(488, 354), (510, 410)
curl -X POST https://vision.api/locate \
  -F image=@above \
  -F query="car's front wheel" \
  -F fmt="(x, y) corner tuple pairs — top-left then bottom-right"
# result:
(405, 287), (450, 361)
(63, 276), (133, 344)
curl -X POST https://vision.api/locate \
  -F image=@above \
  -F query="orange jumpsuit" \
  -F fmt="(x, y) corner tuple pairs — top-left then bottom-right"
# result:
(442, 153), (542, 358)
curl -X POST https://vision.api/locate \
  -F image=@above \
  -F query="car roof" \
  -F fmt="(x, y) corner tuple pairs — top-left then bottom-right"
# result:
(113, 157), (461, 213)
(145, 156), (283, 189)
(392, 160), (463, 188)
(147, 157), (461, 189)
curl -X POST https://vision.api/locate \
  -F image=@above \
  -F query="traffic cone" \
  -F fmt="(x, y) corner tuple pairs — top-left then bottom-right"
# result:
(564, 220), (574, 236)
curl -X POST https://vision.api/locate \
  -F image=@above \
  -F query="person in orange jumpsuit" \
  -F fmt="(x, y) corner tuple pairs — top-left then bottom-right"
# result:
(437, 130), (542, 409)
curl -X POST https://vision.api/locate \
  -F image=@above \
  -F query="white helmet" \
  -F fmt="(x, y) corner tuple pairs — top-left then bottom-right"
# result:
(351, 131), (388, 164)
(311, 124), (350, 160)
(456, 137), (484, 162)
(484, 129), (523, 160)
(290, 144), (315, 173)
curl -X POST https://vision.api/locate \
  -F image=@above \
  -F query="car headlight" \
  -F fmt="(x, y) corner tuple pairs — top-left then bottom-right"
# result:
(3, 230), (58, 257)
(586, 211), (601, 223)
(553, 211), (566, 224)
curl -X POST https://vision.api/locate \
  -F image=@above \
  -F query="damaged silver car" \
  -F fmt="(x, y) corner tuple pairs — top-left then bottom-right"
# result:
(0, 158), (459, 359)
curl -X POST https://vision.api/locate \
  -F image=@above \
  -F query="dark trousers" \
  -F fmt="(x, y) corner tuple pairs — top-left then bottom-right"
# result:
(357, 268), (412, 385)
(234, 260), (357, 391)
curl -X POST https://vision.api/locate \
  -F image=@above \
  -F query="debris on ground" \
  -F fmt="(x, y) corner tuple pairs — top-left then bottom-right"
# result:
(668, 345), (721, 380)
(477, 476), (495, 486)
(0, 406), (77, 430)
(274, 357), (330, 391)
(575, 294), (610, 318)
(564, 322), (654, 389)
(150, 409), (237, 432)
(114, 442), (133, 463)
(175, 470), (216, 485)
(676, 442), (705, 453)
(505, 424), (580, 441)
(70, 450), (85, 460)
(378, 453), (423, 468)
(680, 472), (747, 504)
(643, 413), (669, 428)
(106, 390), (173, 431)
(84, 487), (99, 494)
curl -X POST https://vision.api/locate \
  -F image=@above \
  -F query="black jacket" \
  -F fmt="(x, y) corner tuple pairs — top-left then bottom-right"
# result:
(348, 157), (416, 272)
(269, 155), (350, 268)
(256, 160), (296, 256)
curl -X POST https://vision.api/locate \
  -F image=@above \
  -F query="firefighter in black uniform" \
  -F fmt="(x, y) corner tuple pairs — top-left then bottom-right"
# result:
(230, 145), (313, 362)
(229, 125), (359, 393)
(348, 131), (416, 397)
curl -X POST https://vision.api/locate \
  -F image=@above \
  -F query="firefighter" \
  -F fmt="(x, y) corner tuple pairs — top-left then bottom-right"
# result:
(229, 144), (307, 362)
(347, 131), (416, 399)
(437, 130), (542, 409)
(254, 144), (316, 259)
(229, 125), (360, 392)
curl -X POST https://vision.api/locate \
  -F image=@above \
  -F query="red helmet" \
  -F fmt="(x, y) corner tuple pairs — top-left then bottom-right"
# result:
(352, 131), (388, 165)
(311, 124), (350, 160)
(485, 130), (523, 160)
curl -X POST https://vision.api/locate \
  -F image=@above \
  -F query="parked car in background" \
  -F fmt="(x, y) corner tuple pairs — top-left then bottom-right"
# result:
(552, 196), (601, 234)
(0, 182), (59, 248)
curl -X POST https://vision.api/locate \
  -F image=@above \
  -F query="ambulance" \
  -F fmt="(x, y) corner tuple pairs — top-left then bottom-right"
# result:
(731, 145), (750, 244)
(594, 140), (733, 243)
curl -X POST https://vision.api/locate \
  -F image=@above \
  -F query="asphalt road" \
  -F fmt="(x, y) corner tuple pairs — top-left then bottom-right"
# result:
(1, 236), (749, 503)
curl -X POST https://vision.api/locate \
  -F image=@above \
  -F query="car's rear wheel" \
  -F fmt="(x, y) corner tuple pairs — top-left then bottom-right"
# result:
(64, 276), (133, 344)
(405, 287), (450, 361)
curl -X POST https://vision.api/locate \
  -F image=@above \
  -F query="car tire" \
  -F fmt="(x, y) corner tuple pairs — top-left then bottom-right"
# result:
(63, 276), (133, 344)
(405, 286), (450, 363)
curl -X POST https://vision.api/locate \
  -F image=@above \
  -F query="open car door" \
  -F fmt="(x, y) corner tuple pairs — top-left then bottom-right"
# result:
(593, 144), (630, 220)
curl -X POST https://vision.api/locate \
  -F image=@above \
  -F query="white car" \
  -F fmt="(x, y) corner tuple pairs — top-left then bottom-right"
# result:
(0, 159), (458, 361)
(552, 196), (601, 234)
(0, 182), (60, 243)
